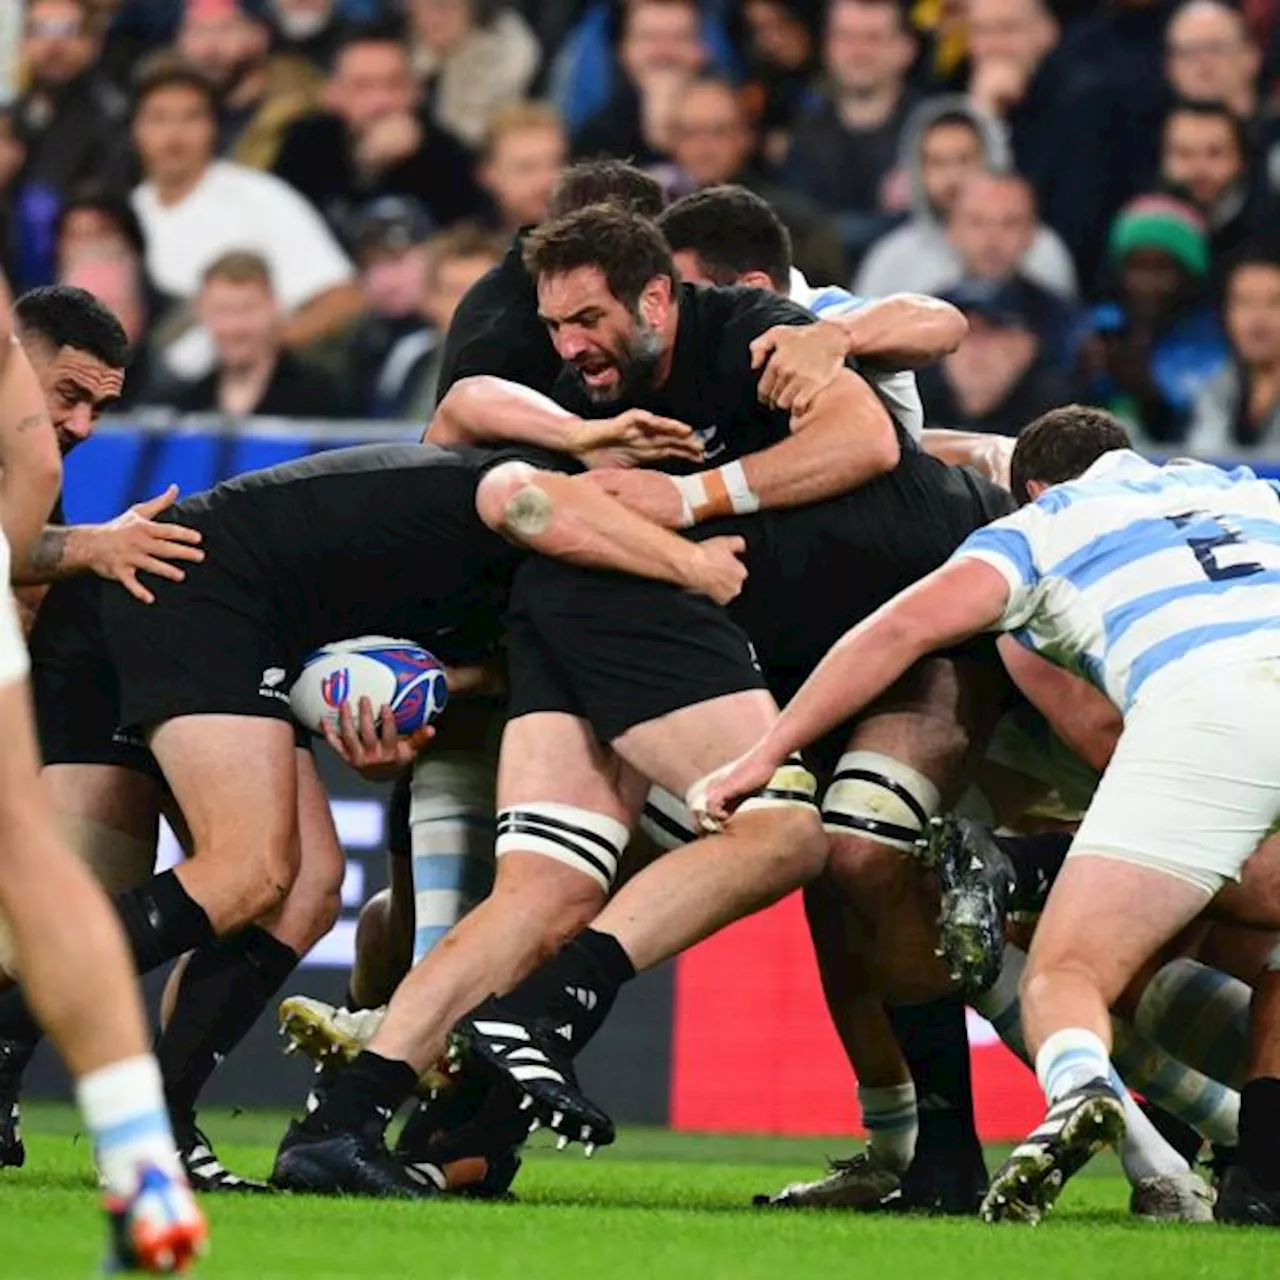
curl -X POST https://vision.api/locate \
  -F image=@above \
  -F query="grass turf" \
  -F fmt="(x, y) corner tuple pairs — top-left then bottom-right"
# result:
(5, 1104), (1276, 1279)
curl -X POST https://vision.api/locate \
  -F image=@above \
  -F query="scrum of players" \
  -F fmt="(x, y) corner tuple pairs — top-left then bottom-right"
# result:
(1, 157), (1278, 1262)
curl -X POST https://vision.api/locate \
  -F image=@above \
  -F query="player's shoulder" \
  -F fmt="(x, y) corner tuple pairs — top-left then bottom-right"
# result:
(686, 282), (813, 337)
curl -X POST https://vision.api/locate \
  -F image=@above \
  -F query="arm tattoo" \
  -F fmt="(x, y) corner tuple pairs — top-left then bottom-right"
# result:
(26, 526), (69, 580)
(14, 411), (51, 434)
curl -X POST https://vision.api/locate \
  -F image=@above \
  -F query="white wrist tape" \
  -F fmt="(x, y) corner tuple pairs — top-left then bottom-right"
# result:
(671, 461), (761, 526)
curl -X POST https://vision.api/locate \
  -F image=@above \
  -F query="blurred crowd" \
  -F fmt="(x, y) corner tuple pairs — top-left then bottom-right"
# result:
(3, 0), (1280, 452)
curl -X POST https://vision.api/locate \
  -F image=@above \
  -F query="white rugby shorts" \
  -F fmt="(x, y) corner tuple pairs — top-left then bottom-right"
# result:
(1071, 658), (1280, 893)
(0, 531), (30, 688)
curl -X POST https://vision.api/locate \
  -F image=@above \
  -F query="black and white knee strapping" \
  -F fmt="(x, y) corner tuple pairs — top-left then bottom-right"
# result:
(495, 803), (630, 892)
(820, 750), (941, 850)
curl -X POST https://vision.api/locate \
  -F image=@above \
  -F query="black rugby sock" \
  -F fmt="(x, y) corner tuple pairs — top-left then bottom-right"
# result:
(888, 997), (984, 1163)
(1239, 1077), (1280, 1191)
(993, 831), (1073, 914)
(158, 926), (300, 1125)
(488, 929), (636, 1055)
(0, 870), (216, 1046)
(305, 1051), (418, 1137)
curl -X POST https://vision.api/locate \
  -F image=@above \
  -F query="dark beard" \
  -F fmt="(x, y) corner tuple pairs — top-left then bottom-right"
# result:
(571, 321), (665, 404)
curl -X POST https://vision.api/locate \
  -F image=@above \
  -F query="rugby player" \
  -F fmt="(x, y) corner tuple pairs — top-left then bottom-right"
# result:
(270, 204), (1010, 1198)
(0, 286), (205, 1269)
(701, 406), (1280, 1225)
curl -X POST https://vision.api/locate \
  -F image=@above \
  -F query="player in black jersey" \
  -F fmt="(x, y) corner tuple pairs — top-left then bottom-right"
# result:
(397, 207), (1014, 1190)
(271, 204), (1004, 1194)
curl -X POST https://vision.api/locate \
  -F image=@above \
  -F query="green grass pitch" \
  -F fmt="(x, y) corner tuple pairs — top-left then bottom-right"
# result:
(4, 1105), (1277, 1279)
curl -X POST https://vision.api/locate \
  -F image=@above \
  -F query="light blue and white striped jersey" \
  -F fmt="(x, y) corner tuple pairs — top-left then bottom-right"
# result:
(788, 269), (924, 441)
(954, 450), (1280, 712)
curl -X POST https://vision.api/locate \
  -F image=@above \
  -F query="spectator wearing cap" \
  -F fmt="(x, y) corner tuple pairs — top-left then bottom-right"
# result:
(375, 222), (505, 418)
(405, 0), (540, 151)
(856, 97), (1077, 300)
(153, 250), (357, 417)
(657, 75), (845, 286)
(177, 0), (323, 170)
(272, 25), (487, 249)
(1161, 100), (1274, 284)
(916, 277), (1073, 435)
(336, 196), (439, 412)
(965, 0), (1129, 277)
(1079, 193), (1228, 442)
(571, 0), (710, 166)
(130, 54), (363, 381)
(783, 0), (920, 267)
(1186, 248), (1280, 455)
(476, 103), (567, 235)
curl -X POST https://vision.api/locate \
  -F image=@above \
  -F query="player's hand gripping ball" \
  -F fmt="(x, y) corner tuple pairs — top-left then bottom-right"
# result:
(289, 636), (449, 737)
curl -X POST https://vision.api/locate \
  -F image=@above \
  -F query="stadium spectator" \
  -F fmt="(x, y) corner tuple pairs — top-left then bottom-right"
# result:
(176, 0), (323, 170)
(158, 250), (355, 416)
(0, 111), (27, 282)
(272, 25), (486, 249)
(917, 277), (1072, 434)
(336, 196), (437, 414)
(738, 0), (822, 161)
(266, 0), (355, 70)
(1161, 100), (1273, 284)
(571, 0), (708, 166)
(946, 173), (1082, 370)
(1164, 0), (1280, 190)
(783, 0), (919, 265)
(965, 0), (1128, 278)
(129, 55), (362, 379)
(52, 184), (146, 278)
(60, 244), (158, 405)
(404, 0), (540, 150)
(375, 222), (505, 418)
(12, 0), (132, 196)
(1079, 193), (1227, 442)
(476, 103), (567, 235)
(549, 0), (734, 138)
(856, 98), (1077, 299)
(1186, 248), (1280, 454)
(659, 76), (845, 287)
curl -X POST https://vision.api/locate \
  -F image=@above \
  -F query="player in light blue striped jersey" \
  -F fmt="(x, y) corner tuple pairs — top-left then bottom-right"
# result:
(702, 404), (1280, 1227)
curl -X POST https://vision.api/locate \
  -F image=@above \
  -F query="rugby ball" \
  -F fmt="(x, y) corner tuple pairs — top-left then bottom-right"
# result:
(289, 637), (448, 737)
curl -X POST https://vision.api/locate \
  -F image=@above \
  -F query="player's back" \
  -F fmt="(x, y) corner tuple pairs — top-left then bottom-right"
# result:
(990, 451), (1280, 709)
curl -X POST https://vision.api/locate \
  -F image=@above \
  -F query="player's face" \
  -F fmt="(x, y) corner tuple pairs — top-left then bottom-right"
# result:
(132, 85), (217, 188)
(25, 341), (125, 454)
(537, 266), (669, 404)
(1226, 264), (1280, 365)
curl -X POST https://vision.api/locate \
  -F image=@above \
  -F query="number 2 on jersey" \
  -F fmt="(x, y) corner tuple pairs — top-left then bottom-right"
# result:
(1167, 510), (1265, 582)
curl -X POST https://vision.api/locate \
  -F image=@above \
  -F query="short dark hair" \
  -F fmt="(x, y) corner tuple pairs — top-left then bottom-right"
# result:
(202, 250), (274, 291)
(523, 205), (675, 310)
(14, 286), (131, 369)
(547, 160), (666, 221)
(332, 21), (411, 68)
(1163, 98), (1249, 159)
(55, 183), (147, 259)
(922, 109), (984, 142)
(658, 186), (792, 292)
(830, 0), (912, 36)
(1009, 405), (1132, 505)
(1226, 241), (1280, 281)
(131, 52), (217, 119)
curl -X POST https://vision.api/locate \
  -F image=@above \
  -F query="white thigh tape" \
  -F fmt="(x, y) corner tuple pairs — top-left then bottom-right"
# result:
(686, 757), (817, 834)
(821, 750), (941, 849)
(495, 803), (629, 892)
(641, 785), (697, 852)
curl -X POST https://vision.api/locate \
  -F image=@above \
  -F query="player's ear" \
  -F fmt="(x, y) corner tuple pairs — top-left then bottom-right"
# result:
(739, 270), (773, 291)
(638, 274), (673, 330)
(1025, 479), (1049, 500)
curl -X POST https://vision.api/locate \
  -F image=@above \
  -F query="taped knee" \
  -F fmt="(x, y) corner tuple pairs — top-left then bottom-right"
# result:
(495, 803), (629, 892)
(821, 751), (941, 851)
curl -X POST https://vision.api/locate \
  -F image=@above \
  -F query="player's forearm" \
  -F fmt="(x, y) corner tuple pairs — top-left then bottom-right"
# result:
(10, 524), (103, 585)
(0, 335), (63, 572)
(834, 296), (967, 370)
(429, 376), (586, 452)
(280, 282), (365, 351)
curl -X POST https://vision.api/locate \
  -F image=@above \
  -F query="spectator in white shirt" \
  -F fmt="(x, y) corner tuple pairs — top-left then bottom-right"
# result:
(129, 53), (362, 380)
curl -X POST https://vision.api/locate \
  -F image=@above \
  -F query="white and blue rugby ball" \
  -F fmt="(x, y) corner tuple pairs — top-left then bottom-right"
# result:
(289, 636), (449, 737)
